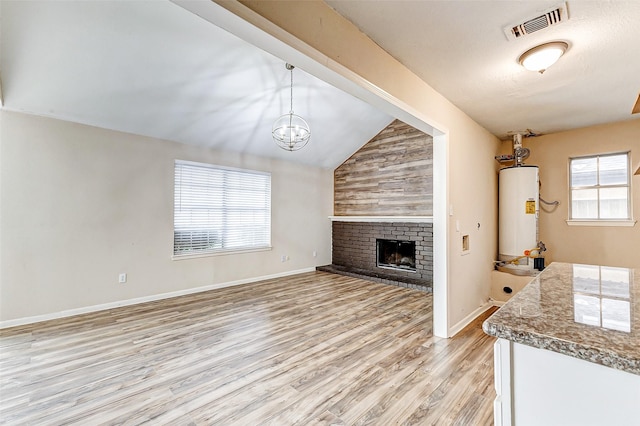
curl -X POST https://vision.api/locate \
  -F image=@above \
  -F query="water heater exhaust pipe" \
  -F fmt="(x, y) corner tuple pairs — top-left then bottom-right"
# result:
(513, 133), (529, 167)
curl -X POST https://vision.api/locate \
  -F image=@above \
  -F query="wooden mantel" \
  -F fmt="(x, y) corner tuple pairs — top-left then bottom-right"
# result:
(328, 216), (434, 223)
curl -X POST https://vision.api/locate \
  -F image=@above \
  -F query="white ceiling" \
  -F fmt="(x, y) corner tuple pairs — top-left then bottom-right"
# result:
(2, 1), (639, 171)
(326, 0), (640, 139)
(0, 0), (393, 169)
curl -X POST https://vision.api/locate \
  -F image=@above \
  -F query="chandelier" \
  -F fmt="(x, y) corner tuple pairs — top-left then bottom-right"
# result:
(272, 63), (311, 151)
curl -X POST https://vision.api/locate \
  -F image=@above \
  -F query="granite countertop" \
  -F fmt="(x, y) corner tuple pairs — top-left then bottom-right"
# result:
(483, 262), (639, 375)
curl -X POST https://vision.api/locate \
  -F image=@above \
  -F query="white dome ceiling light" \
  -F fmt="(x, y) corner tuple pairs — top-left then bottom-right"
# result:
(519, 41), (568, 74)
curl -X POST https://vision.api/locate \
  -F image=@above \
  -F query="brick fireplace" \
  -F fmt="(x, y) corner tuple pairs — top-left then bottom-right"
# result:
(319, 119), (433, 292)
(318, 220), (433, 292)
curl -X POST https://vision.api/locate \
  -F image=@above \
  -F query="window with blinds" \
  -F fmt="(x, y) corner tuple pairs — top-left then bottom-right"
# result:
(174, 160), (271, 257)
(569, 152), (631, 220)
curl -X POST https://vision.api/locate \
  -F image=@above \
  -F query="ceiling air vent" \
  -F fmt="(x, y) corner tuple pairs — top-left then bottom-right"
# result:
(504, 2), (569, 40)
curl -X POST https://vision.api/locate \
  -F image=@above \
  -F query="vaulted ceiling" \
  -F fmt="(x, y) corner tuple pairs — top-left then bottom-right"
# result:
(1, 1), (638, 169)
(0, 0), (393, 169)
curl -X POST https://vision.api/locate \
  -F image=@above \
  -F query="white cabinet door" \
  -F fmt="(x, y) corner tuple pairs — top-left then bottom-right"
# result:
(512, 342), (640, 426)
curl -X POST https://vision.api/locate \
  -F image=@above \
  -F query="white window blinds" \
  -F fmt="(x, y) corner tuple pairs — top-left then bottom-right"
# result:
(174, 160), (271, 257)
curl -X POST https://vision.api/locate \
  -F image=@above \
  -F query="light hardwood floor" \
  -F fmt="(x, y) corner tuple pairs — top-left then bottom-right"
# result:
(0, 272), (497, 425)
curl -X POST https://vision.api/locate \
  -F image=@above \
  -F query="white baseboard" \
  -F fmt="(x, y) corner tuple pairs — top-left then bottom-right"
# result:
(0, 267), (316, 329)
(447, 302), (494, 337)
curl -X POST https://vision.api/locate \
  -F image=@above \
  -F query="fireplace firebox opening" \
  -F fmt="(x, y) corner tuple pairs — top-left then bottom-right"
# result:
(377, 239), (416, 272)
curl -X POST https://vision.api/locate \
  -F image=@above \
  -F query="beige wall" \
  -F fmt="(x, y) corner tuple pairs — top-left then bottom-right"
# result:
(225, 0), (501, 333)
(507, 119), (640, 268)
(0, 110), (333, 323)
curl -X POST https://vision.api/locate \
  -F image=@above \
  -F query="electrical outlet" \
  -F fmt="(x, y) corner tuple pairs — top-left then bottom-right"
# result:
(313, 250), (317, 257)
(281, 255), (286, 262)
(118, 273), (127, 283)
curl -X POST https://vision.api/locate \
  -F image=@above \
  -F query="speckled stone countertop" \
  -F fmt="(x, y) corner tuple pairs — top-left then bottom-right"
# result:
(483, 262), (639, 375)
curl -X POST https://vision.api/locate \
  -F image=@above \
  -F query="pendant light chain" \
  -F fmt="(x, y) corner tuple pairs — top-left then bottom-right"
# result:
(289, 66), (294, 115)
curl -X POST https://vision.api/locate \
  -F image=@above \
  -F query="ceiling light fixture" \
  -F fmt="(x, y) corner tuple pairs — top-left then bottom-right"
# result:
(272, 63), (311, 151)
(519, 41), (568, 74)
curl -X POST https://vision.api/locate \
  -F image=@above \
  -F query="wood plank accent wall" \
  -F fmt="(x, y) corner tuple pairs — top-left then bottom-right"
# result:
(334, 120), (433, 216)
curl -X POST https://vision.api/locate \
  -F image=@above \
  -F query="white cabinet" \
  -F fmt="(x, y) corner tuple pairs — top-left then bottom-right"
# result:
(493, 338), (640, 425)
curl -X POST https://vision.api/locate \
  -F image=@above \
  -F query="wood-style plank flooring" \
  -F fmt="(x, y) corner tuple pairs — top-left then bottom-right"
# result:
(0, 272), (497, 425)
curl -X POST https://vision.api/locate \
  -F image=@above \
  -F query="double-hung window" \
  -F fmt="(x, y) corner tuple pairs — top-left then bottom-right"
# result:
(173, 160), (271, 258)
(569, 152), (632, 224)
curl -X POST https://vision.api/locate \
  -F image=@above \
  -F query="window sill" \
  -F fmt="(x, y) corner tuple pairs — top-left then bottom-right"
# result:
(566, 220), (636, 227)
(172, 246), (272, 260)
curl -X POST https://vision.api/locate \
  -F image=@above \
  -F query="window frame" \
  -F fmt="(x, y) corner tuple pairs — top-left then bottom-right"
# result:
(173, 160), (272, 259)
(567, 151), (635, 227)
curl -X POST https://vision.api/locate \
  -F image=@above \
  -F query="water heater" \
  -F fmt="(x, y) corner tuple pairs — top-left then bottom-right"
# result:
(499, 165), (539, 265)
